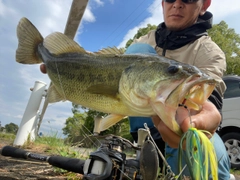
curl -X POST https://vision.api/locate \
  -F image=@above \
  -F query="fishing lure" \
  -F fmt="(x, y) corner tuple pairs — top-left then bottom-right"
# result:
(178, 126), (218, 179)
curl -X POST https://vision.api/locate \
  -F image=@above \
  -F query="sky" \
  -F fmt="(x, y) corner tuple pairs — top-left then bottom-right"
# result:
(0, 0), (240, 137)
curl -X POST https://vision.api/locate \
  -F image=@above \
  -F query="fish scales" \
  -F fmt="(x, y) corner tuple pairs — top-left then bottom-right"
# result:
(38, 42), (171, 115)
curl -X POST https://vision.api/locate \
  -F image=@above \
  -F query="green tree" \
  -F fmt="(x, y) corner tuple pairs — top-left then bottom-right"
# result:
(71, 103), (81, 114)
(62, 113), (86, 139)
(125, 24), (157, 48)
(5, 123), (18, 134)
(207, 21), (240, 75)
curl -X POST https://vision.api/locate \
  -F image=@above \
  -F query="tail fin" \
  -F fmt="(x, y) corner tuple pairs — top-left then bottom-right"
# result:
(16, 17), (43, 64)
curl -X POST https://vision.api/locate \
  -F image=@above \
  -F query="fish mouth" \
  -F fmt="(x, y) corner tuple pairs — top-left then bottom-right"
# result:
(166, 74), (216, 111)
(178, 74), (216, 111)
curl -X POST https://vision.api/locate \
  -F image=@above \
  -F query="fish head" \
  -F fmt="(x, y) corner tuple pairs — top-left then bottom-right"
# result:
(119, 55), (216, 134)
(150, 60), (217, 134)
(120, 57), (216, 111)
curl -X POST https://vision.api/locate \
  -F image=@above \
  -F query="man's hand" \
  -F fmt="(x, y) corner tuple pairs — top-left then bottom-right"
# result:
(40, 64), (47, 74)
(152, 101), (221, 148)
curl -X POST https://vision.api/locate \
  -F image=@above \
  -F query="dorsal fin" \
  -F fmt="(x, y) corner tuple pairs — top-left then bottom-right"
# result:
(95, 46), (125, 55)
(44, 32), (86, 55)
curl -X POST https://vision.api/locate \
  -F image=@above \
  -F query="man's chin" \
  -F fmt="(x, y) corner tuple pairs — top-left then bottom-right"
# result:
(165, 22), (188, 31)
(167, 25), (184, 31)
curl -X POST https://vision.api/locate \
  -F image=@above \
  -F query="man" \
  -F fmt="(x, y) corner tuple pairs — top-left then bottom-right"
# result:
(126, 0), (232, 179)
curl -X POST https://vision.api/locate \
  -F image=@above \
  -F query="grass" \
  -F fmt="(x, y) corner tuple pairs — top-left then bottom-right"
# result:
(231, 168), (240, 176)
(0, 132), (15, 142)
(24, 132), (87, 178)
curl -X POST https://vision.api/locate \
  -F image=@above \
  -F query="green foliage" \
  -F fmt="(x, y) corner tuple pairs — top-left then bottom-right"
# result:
(62, 113), (86, 139)
(71, 103), (81, 114)
(34, 133), (84, 177)
(0, 132), (15, 141)
(102, 117), (130, 136)
(207, 21), (240, 75)
(125, 24), (157, 48)
(4, 122), (18, 134)
(121, 129), (134, 142)
(34, 133), (77, 154)
(35, 132), (65, 147)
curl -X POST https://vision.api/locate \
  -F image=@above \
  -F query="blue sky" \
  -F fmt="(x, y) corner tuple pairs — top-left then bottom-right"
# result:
(0, 0), (240, 137)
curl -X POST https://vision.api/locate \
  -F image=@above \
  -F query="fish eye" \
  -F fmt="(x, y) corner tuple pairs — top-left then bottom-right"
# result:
(167, 65), (181, 74)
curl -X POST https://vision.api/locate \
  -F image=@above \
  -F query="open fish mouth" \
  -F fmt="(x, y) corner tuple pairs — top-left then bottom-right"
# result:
(178, 74), (216, 111)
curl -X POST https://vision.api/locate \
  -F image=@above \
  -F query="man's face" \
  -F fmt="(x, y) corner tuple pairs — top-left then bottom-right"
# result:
(162, 0), (207, 31)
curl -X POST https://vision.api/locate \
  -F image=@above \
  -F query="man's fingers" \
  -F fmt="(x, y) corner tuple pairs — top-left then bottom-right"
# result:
(152, 116), (180, 148)
(40, 64), (47, 74)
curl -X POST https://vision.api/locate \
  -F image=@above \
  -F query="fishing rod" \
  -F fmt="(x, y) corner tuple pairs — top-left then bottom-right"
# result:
(0, 145), (85, 174)
(1, 129), (175, 180)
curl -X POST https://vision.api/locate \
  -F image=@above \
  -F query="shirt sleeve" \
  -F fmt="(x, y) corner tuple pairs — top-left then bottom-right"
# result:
(194, 36), (226, 97)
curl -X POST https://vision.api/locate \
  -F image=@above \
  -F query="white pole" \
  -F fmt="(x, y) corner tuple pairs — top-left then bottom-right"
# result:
(14, 81), (47, 146)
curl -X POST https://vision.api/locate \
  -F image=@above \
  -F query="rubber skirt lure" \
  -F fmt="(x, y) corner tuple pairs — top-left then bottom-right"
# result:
(178, 128), (218, 180)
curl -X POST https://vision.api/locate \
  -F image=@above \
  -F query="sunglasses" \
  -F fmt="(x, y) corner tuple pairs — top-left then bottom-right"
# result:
(164, 0), (199, 4)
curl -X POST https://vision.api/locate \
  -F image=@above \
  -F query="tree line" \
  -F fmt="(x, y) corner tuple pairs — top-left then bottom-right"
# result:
(0, 121), (19, 134)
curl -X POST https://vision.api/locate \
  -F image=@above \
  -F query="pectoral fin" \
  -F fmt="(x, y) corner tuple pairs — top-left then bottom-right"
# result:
(47, 84), (66, 103)
(93, 114), (127, 134)
(87, 84), (119, 98)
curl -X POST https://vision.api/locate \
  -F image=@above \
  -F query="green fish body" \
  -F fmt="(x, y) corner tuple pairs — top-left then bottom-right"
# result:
(16, 17), (216, 135)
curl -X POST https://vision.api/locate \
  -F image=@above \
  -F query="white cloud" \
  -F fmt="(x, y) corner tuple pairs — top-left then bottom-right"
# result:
(108, 0), (115, 4)
(94, 0), (104, 6)
(208, 0), (240, 20)
(83, 7), (96, 23)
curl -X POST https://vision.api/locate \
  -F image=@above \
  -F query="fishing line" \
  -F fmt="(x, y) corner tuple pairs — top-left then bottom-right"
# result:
(106, 1), (162, 47)
(54, 61), (67, 101)
(100, 0), (148, 46)
(178, 103), (193, 126)
(79, 120), (102, 147)
(143, 123), (177, 179)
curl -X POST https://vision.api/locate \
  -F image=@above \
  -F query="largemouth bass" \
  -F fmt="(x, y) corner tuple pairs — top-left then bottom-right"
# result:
(16, 17), (216, 135)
